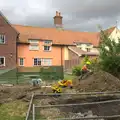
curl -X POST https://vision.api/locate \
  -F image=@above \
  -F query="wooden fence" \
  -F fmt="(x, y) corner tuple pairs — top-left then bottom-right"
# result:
(64, 59), (80, 71)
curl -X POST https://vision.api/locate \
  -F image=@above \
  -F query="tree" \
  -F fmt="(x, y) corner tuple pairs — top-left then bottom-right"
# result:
(99, 29), (120, 77)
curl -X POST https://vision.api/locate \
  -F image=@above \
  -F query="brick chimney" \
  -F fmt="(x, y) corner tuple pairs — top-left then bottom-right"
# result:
(53, 11), (63, 27)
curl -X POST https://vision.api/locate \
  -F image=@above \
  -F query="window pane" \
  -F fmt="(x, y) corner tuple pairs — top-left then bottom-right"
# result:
(0, 57), (4, 66)
(38, 58), (41, 65)
(43, 58), (52, 66)
(34, 58), (38, 65)
(44, 46), (50, 51)
(29, 40), (39, 43)
(0, 35), (5, 43)
(34, 58), (41, 66)
(19, 58), (24, 66)
(44, 40), (52, 44)
(29, 45), (39, 50)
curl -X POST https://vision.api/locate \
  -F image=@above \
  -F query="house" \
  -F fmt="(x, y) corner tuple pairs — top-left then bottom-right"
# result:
(104, 26), (120, 42)
(11, 11), (99, 70)
(0, 11), (107, 73)
(0, 11), (19, 71)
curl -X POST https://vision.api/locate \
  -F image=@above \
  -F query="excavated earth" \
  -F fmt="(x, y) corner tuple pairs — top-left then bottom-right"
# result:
(1, 71), (120, 120)
(36, 71), (120, 120)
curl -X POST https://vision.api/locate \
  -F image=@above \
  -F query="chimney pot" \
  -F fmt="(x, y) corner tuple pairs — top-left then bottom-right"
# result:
(59, 12), (61, 16)
(56, 11), (59, 16)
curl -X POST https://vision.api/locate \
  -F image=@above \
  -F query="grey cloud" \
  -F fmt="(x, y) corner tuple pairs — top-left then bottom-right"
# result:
(0, 0), (120, 31)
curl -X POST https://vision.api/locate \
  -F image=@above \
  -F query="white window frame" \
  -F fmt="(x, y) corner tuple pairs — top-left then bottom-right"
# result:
(44, 40), (52, 44)
(29, 45), (39, 51)
(44, 46), (51, 51)
(0, 56), (5, 66)
(28, 39), (39, 51)
(0, 34), (5, 44)
(33, 58), (42, 66)
(19, 58), (24, 66)
(29, 39), (39, 44)
(42, 58), (52, 66)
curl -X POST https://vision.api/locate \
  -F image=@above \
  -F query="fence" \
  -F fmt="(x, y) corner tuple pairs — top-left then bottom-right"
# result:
(26, 94), (34, 120)
(26, 91), (120, 120)
(0, 66), (64, 84)
(34, 99), (120, 120)
(64, 59), (80, 71)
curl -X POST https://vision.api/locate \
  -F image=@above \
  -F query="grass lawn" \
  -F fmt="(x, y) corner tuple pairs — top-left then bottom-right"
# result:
(64, 73), (76, 80)
(0, 100), (28, 120)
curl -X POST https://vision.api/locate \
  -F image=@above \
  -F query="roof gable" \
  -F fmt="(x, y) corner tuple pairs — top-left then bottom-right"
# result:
(0, 11), (19, 34)
(103, 26), (116, 36)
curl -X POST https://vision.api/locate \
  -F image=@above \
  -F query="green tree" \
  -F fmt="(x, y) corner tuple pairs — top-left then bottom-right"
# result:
(99, 29), (120, 77)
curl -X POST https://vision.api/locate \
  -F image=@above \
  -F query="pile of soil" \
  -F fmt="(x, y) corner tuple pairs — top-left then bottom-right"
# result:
(76, 71), (120, 92)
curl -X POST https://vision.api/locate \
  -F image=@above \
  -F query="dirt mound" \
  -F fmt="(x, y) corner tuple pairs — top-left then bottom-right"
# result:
(76, 71), (120, 92)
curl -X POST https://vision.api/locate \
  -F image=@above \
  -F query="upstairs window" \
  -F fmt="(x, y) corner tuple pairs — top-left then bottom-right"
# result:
(44, 40), (52, 44)
(44, 46), (51, 51)
(0, 34), (5, 44)
(29, 39), (39, 51)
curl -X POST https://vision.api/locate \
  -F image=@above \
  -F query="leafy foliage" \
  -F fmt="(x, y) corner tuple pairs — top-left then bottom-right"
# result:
(99, 29), (120, 77)
(72, 65), (81, 76)
(72, 56), (91, 76)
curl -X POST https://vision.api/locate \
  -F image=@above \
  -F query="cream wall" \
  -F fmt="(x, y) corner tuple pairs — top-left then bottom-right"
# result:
(64, 46), (69, 60)
(109, 27), (120, 43)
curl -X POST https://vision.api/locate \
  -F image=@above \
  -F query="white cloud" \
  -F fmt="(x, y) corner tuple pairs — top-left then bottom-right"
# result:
(0, 0), (120, 31)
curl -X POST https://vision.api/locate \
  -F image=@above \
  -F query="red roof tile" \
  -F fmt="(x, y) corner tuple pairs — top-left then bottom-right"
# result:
(12, 24), (99, 46)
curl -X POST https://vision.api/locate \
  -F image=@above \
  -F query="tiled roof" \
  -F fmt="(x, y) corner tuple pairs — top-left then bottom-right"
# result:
(68, 46), (99, 56)
(12, 24), (100, 46)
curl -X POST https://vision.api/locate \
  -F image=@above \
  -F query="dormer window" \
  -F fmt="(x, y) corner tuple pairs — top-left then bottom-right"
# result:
(43, 40), (52, 52)
(86, 48), (91, 52)
(28, 39), (39, 51)
(44, 40), (52, 45)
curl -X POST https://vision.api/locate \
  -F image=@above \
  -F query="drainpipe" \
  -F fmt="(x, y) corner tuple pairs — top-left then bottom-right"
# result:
(61, 46), (63, 66)
(16, 33), (20, 84)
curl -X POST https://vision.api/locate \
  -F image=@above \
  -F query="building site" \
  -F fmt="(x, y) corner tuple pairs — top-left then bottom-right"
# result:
(0, 0), (120, 120)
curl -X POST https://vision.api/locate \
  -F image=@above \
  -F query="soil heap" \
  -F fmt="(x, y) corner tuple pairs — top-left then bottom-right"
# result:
(76, 71), (120, 92)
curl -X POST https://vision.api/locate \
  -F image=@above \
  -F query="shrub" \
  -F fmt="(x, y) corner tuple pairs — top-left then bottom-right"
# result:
(72, 65), (81, 76)
(99, 28), (120, 77)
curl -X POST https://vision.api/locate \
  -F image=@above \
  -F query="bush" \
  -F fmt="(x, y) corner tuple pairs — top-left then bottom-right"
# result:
(99, 29), (120, 77)
(72, 65), (81, 76)
(72, 56), (91, 76)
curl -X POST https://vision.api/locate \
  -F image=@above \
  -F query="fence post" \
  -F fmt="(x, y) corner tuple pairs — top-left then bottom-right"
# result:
(33, 104), (35, 120)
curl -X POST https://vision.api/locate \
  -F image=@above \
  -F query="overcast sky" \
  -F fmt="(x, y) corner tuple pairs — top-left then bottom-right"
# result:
(0, 0), (120, 32)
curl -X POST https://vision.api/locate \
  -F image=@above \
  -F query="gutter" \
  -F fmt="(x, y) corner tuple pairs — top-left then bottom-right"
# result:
(61, 46), (63, 66)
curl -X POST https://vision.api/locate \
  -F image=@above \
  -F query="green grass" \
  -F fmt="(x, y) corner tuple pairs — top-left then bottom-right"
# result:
(64, 73), (76, 80)
(0, 100), (28, 120)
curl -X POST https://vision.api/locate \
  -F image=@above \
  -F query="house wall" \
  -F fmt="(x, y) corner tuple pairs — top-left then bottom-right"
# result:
(109, 27), (120, 43)
(0, 14), (18, 69)
(17, 41), (64, 67)
(63, 46), (69, 60)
